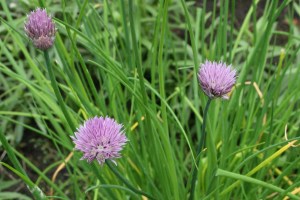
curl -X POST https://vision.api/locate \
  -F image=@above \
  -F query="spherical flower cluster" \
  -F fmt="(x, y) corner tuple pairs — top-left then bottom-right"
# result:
(24, 8), (56, 50)
(71, 116), (128, 165)
(198, 60), (237, 99)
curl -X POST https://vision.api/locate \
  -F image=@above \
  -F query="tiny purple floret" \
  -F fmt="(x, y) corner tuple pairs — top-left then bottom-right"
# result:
(71, 116), (128, 165)
(24, 8), (56, 50)
(198, 60), (237, 99)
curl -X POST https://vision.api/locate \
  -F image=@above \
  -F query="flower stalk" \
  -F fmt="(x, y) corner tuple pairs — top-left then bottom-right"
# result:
(106, 160), (156, 200)
(44, 50), (76, 131)
(189, 98), (212, 200)
(189, 60), (237, 200)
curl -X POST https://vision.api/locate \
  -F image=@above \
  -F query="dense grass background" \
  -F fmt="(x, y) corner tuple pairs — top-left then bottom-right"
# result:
(1, 0), (300, 199)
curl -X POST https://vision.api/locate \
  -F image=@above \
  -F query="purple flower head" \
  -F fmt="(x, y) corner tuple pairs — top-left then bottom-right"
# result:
(24, 8), (56, 50)
(198, 60), (237, 99)
(71, 116), (128, 165)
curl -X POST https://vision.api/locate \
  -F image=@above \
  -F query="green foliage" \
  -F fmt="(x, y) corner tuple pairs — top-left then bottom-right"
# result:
(1, 0), (300, 199)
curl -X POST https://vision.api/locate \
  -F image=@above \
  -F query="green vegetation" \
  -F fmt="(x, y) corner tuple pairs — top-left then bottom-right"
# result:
(1, 0), (300, 199)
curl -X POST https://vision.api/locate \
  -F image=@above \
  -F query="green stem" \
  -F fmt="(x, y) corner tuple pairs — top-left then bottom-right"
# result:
(44, 50), (76, 131)
(157, 0), (170, 134)
(189, 98), (212, 200)
(106, 160), (156, 200)
(197, 98), (212, 155)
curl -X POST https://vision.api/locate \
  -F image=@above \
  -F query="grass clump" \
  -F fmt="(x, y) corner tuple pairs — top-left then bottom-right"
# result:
(0, 0), (300, 199)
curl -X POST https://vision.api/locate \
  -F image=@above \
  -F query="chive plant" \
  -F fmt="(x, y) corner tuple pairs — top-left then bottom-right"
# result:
(0, 0), (300, 199)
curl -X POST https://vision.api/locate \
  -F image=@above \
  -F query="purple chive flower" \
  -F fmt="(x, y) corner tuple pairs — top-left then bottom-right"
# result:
(71, 116), (128, 165)
(24, 8), (56, 50)
(198, 60), (237, 99)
